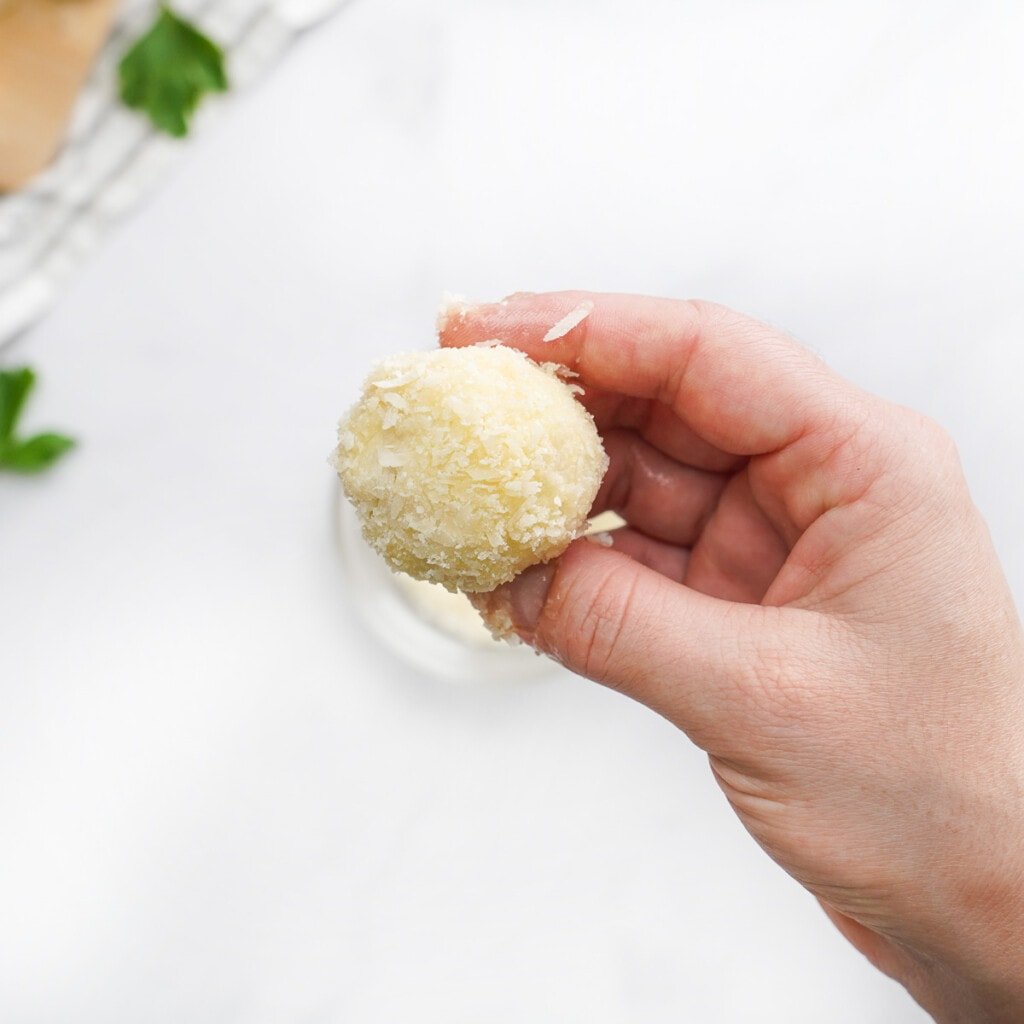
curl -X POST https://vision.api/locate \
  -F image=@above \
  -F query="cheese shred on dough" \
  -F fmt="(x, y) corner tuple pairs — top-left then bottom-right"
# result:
(333, 346), (608, 592)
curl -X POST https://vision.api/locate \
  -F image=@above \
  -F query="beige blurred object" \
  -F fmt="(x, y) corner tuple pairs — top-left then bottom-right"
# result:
(0, 0), (118, 191)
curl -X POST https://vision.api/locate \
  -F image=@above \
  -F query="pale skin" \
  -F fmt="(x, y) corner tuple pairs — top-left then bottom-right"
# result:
(440, 292), (1024, 1023)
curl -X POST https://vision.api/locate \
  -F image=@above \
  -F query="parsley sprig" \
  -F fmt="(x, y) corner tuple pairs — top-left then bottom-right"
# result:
(0, 368), (76, 474)
(118, 6), (228, 138)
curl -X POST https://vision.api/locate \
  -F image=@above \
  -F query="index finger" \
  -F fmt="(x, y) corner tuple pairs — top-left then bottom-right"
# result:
(438, 291), (859, 461)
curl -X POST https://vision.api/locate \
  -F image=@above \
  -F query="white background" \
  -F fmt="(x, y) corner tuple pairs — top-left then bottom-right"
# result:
(3, 1), (1023, 1021)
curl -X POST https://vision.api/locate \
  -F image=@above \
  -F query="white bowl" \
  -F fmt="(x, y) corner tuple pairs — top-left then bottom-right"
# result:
(334, 487), (553, 682)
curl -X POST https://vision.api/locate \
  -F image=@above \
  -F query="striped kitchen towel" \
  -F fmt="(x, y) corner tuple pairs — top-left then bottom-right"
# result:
(0, 0), (346, 349)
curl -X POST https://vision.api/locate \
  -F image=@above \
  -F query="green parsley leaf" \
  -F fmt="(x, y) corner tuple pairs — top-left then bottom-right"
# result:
(0, 366), (35, 441)
(0, 433), (76, 474)
(118, 6), (228, 138)
(0, 367), (76, 475)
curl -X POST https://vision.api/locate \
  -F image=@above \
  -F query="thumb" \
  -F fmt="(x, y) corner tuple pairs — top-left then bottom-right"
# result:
(475, 537), (797, 743)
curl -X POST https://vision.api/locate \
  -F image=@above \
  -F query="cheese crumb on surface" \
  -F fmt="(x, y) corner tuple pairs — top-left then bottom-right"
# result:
(542, 300), (594, 342)
(333, 346), (608, 593)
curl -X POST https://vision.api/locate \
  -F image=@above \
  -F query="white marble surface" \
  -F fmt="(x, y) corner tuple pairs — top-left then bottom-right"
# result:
(3, 1), (1022, 1020)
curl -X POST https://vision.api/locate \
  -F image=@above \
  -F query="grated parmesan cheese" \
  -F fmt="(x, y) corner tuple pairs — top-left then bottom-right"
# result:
(332, 346), (608, 593)
(542, 300), (594, 343)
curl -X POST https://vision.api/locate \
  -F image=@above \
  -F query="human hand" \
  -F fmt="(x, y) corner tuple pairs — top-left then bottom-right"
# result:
(440, 292), (1024, 1023)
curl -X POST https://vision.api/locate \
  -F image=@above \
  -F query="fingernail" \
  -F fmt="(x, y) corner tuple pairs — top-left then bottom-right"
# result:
(437, 291), (539, 338)
(469, 561), (555, 645)
(436, 291), (475, 334)
(507, 561), (555, 636)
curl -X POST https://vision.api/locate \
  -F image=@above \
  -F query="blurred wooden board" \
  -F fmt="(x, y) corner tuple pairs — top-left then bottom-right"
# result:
(0, 0), (118, 191)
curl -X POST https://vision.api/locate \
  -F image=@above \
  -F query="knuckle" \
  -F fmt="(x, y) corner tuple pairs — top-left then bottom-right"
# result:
(920, 414), (960, 464)
(684, 297), (720, 327)
(900, 405), (950, 448)
(892, 408), (966, 495)
(901, 408), (959, 464)
(851, 405), (967, 518)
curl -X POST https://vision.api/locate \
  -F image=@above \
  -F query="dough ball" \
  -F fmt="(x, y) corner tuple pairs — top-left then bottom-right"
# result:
(333, 345), (608, 592)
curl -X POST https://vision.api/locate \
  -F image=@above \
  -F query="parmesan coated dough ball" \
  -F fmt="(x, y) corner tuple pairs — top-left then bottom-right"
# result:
(333, 346), (608, 593)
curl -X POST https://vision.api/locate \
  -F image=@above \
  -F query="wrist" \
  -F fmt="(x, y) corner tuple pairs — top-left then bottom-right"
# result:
(904, 947), (1024, 1024)
(901, 776), (1024, 1021)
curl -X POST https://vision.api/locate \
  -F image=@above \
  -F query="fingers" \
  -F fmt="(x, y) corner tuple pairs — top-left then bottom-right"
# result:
(439, 291), (853, 457)
(440, 292), (879, 533)
(564, 386), (744, 473)
(588, 527), (690, 582)
(635, 400), (746, 473)
(476, 539), (810, 748)
(685, 471), (790, 604)
(592, 437), (788, 602)
(593, 429), (728, 546)
(589, 433), (786, 600)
